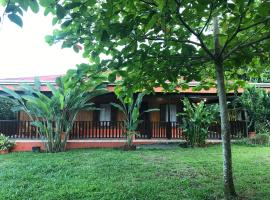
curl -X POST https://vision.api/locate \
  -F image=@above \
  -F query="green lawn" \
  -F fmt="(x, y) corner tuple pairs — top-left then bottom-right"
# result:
(0, 145), (270, 200)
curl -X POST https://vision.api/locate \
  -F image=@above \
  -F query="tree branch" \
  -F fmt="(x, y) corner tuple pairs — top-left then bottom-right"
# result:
(198, 2), (213, 36)
(1, 0), (11, 22)
(220, 0), (252, 56)
(141, 36), (202, 46)
(239, 17), (270, 32)
(147, 54), (209, 61)
(180, 57), (211, 69)
(224, 33), (270, 59)
(174, 0), (214, 59)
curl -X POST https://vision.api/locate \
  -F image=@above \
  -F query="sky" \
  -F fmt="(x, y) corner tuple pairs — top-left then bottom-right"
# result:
(0, 8), (86, 78)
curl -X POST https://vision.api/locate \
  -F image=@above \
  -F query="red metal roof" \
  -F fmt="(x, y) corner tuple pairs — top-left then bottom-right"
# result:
(0, 75), (60, 92)
(0, 75), (60, 83)
(1, 75), (270, 94)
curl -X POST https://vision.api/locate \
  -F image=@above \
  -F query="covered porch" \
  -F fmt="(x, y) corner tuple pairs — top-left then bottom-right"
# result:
(0, 92), (247, 151)
(0, 119), (247, 140)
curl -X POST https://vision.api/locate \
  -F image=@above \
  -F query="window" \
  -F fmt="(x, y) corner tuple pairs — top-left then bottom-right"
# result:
(161, 104), (177, 122)
(99, 104), (111, 121)
(165, 104), (177, 122)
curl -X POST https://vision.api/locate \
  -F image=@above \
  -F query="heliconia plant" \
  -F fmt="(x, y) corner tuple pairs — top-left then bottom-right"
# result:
(180, 98), (219, 147)
(111, 92), (159, 149)
(1, 77), (107, 153)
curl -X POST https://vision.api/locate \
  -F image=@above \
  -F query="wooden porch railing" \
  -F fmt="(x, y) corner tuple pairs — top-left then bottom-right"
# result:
(70, 121), (125, 139)
(0, 120), (247, 140)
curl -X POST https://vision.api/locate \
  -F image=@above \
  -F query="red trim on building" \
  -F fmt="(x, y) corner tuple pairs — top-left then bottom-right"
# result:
(12, 140), (166, 152)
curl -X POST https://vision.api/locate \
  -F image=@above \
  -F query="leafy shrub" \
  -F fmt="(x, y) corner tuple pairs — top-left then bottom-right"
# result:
(180, 98), (219, 147)
(233, 138), (249, 146)
(0, 133), (15, 151)
(239, 86), (270, 132)
(0, 97), (17, 120)
(248, 134), (270, 145)
(235, 134), (270, 146)
(256, 121), (270, 135)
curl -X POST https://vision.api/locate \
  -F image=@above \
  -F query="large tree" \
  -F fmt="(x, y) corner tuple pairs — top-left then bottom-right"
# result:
(2, 0), (270, 199)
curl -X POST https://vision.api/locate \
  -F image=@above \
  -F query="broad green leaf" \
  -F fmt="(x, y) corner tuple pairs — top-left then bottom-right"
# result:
(29, 0), (39, 13)
(19, 0), (29, 11)
(110, 103), (126, 114)
(45, 35), (54, 45)
(52, 17), (58, 25)
(145, 13), (158, 32)
(8, 13), (23, 27)
(61, 19), (72, 28)
(56, 5), (66, 19)
(39, 0), (55, 7)
(1, 86), (22, 101)
(144, 108), (159, 113)
(65, 2), (82, 9)
(73, 45), (80, 53)
(108, 72), (116, 83)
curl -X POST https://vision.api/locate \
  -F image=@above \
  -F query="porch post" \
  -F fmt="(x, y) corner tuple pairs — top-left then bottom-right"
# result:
(166, 97), (172, 139)
(147, 121), (152, 139)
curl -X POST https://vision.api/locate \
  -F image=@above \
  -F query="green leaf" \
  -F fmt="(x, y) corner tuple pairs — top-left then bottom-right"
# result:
(61, 19), (72, 28)
(45, 35), (54, 45)
(154, 0), (165, 11)
(145, 13), (158, 32)
(56, 5), (66, 19)
(73, 45), (79, 53)
(144, 108), (159, 113)
(181, 83), (189, 90)
(7, 13), (23, 27)
(111, 103), (126, 114)
(44, 7), (53, 16)
(118, 70), (128, 77)
(5, 4), (17, 13)
(108, 72), (116, 83)
(1, 86), (22, 101)
(101, 30), (109, 42)
(19, 0), (29, 11)
(39, 0), (55, 7)
(29, 0), (39, 13)
(65, 2), (82, 9)
(52, 17), (58, 25)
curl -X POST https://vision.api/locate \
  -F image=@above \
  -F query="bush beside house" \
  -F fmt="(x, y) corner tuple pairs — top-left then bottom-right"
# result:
(180, 98), (219, 147)
(0, 97), (17, 120)
(0, 133), (15, 154)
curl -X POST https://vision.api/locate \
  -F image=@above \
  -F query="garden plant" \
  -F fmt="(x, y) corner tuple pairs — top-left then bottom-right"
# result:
(2, 77), (106, 152)
(0, 133), (15, 154)
(111, 91), (158, 150)
(180, 98), (219, 147)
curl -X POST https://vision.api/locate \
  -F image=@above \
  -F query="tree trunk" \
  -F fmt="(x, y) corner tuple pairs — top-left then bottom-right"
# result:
(213, 17), (237, 199)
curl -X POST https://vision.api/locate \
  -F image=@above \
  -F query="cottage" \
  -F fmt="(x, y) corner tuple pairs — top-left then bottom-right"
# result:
(0, 75), (264, 151)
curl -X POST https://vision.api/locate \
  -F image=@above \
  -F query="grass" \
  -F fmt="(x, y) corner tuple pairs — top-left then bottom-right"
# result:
(1, 145), (270, 200)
